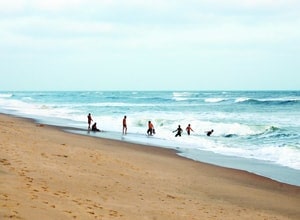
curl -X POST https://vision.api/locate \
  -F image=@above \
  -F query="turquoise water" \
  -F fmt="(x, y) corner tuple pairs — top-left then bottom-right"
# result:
(1, 91), (299, 186)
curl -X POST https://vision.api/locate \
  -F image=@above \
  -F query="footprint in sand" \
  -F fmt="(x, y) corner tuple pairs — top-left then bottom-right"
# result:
(41, 186), (48, 192)
(109, 210), (119, 217)
(41, 153), (48, 158)
(0, 158), (11, 166)
(53, 154), (68, 158)
(31, 194), (38, 200)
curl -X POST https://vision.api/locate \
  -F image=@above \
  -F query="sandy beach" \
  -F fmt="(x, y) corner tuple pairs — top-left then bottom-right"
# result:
(0, 114), (299, 220)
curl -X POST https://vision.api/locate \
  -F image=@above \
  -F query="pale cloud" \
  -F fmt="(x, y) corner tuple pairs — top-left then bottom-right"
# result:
(0, 0), (172, 12)
(205, 0), (299, 8)
(0, 16), (116, 52)
(0, 0), (85, 12)
(0, 0), (25, 12)
(31, 0), (80, 11)
(1, 16), (299, 54)
(0, 0), (299, 53)
(1, 0), (299, 13)
(230, 0), (298, 8)
(0, 0), (299, 90)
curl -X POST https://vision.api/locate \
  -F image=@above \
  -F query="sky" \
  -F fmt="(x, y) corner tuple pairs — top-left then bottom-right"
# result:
(0, 0), (300, 91)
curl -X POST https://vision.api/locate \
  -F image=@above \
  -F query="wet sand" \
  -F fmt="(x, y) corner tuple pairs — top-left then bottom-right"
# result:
(0, 114), (299, 219)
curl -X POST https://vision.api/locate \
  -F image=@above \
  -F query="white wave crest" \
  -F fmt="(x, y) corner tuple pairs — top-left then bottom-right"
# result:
(235, 97), (250, 103)
(205, 98), (227, 103)
(0, 93), (13, 98)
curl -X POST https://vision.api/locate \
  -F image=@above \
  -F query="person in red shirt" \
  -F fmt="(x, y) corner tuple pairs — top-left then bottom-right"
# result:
(186, 124), (194, 135)
(147, 121), (155, 136)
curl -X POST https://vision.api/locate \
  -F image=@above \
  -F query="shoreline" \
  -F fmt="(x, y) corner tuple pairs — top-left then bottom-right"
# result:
(7, 112), (300, 186)
(1, 113), (300, 219)
(61, 121), (300, 187)
(2, 112), (300, 187)
(1, 103), (300, 186)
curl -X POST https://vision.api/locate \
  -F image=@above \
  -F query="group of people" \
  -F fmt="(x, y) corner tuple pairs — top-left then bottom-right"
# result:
(87, 113), (101, 132)
(173, 124), (214, 137)
(88, 113), (214, 137)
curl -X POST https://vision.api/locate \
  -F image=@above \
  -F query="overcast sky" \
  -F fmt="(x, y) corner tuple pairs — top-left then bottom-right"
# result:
(1, 0), (299, 91)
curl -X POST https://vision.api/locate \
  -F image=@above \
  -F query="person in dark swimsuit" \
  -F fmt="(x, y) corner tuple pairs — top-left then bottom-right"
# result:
(91, 122), (100, 132)
(173, 125), (183, 137)
(122, 115), (127, 135)
(206, 129), (214, 136)
(87, 113), (93, 129)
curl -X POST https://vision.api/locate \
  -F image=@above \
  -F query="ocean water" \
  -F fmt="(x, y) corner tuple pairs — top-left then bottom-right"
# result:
(1, 91), (300, 186)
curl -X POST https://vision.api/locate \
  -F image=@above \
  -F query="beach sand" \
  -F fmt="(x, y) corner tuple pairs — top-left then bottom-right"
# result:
(0, 114), (299, 220)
